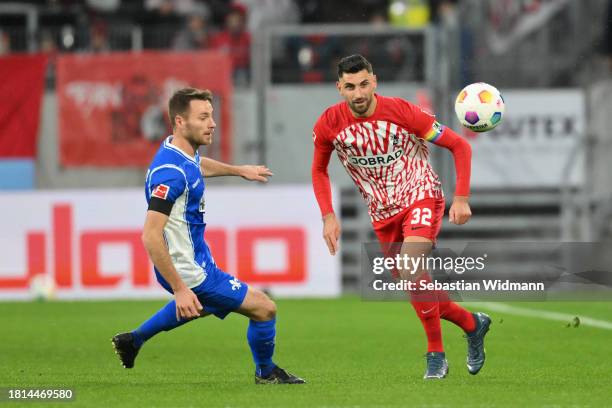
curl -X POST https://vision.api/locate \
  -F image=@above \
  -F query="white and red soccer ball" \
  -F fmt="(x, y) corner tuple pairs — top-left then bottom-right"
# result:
(454, 82), (505, 132)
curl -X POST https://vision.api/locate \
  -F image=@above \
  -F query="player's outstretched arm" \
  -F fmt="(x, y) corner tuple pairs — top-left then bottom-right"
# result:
(199, 157), (273, 181)
(142, 210), (203, 320)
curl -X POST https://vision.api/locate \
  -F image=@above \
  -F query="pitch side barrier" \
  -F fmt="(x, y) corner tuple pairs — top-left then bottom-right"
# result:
(0, 187), (340, 301)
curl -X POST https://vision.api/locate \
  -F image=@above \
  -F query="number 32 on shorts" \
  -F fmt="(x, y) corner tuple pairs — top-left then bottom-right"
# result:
(410, 207), (432, 226)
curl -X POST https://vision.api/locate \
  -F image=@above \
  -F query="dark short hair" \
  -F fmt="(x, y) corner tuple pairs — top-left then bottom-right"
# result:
(337, 54), (373, 78)
(168, 87), (213, 127)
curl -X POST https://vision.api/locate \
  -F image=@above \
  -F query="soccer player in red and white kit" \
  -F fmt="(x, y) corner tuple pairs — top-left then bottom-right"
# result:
(311, 55), (491, 379)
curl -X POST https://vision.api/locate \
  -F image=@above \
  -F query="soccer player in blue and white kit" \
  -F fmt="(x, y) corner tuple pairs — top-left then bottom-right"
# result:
(112, 88), (305, 385)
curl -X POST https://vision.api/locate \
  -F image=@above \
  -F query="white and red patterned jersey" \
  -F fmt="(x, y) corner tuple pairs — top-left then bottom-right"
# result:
(312, 95), (448, 222)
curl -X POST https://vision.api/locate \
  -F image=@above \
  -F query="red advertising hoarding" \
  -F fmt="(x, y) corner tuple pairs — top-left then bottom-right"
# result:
(0, 54), (47, 158)
(56, 51), (232, 167)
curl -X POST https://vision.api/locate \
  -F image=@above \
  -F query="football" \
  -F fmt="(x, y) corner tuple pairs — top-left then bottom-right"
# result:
(454, 82), (505, 132)
(29, 274), (57, 301)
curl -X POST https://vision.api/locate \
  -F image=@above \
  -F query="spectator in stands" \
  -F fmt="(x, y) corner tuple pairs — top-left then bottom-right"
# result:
(87, 21), (110, 53)
(389, 0), (430, 28)
(369, 11), (388, 26)
(173, 13), (210, 50)
(209, 2), (251, 85)
(39, 29), (57, 55)
(38, 29), (58, 87)
(280, 33), (343, 83)
(0, 30), (10, 55)
(429, 0), (457, 24)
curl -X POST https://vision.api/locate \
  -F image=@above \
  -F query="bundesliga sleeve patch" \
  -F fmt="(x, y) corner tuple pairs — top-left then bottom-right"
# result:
(151, 184), (170, 200)
(424, 121), (445, 143)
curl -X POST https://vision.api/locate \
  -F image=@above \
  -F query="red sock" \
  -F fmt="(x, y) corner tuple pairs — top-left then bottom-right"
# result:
(410, 275), (443, 353)
(436, 291), (476, 333)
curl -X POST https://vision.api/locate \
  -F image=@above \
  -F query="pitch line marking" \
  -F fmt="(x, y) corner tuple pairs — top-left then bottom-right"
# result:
(464, 302), (612, 330)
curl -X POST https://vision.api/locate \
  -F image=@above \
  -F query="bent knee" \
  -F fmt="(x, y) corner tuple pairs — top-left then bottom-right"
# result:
(242, 288), (278, 321)
(260, 298), (277, 321)
(252, 294), (276, 321)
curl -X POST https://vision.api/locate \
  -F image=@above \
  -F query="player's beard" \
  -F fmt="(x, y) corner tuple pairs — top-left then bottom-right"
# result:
(185, 123), (210, 147)
(350, 95), (372, 115)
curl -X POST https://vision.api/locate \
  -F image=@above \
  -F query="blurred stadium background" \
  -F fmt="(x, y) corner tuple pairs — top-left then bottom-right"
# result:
(2, 1), (612, 406)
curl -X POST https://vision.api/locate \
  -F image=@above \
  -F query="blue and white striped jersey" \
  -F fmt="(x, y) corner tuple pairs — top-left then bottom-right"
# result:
(145, 136), (214, 288)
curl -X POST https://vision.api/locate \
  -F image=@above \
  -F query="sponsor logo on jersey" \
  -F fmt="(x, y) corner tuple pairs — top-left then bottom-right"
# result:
(152, 184), (169, 200)
(348, 148), (404, 168)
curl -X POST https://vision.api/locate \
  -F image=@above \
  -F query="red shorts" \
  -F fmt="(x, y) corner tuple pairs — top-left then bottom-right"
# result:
(372, 197), (445, 244)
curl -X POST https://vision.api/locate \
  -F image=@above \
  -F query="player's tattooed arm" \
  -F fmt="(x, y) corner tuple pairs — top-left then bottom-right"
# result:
(199, 157), (273, 182)
(142, 210), (203, 320)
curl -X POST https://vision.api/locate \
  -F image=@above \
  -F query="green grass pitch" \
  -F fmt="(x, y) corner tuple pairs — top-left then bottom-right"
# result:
(1, 297), (611, 407)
